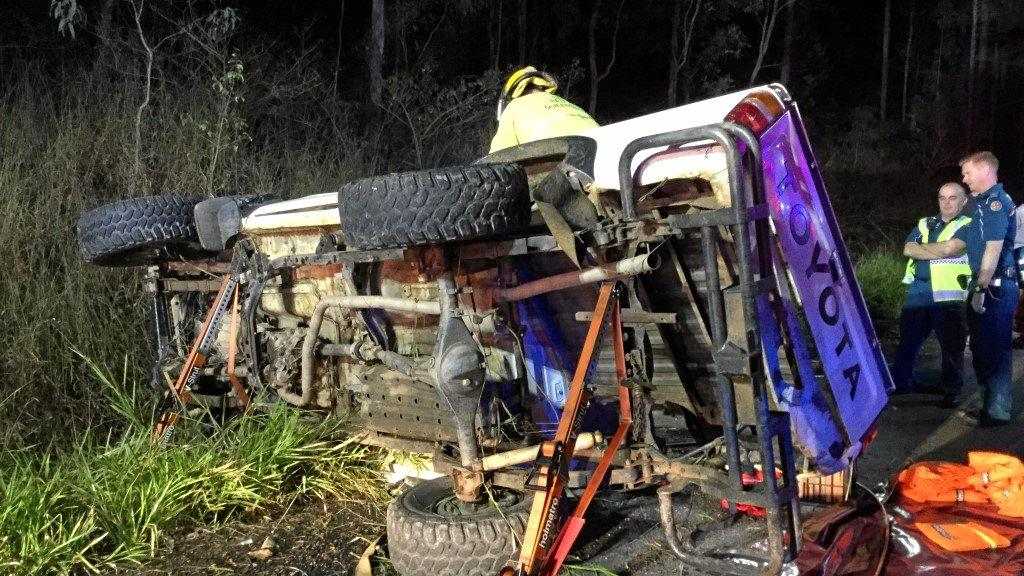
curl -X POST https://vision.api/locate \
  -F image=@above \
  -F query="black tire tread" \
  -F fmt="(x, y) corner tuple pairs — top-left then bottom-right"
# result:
(77, 195), (201, 266)
(337, 163), (530, 250)
(386, 479), (529, 576)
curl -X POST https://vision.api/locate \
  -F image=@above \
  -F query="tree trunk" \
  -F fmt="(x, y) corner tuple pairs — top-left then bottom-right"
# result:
(967, 0), (979, 139)
(933, 24), (944, 97)
(969, 0), (979, 77)
(332, 0), (346, 95)
(588, 0), (603, 114)
(489, 0), (503, 70)
(780, 0), (794, 86)
(978, 0), (989, 76)
(667, 1), (682, 107)
(368, 0), (385, 106)
(518, 0), (527, 63)
(130, 0), (153, 189)
(879, 0), (891, 120)
(901, 0), (914, 123)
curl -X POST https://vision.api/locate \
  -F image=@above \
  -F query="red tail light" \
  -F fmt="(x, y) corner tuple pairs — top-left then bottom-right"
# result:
(726, 89), (785, 135)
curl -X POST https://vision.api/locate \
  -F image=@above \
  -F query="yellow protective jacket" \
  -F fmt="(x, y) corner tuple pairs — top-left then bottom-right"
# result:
(489, 92), (598, 153)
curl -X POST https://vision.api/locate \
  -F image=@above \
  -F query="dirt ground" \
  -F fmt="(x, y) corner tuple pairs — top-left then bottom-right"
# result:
(120, 496), (389, 576)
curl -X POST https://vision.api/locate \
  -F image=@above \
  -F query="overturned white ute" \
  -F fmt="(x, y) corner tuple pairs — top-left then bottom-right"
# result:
(79, 85), (890, 576)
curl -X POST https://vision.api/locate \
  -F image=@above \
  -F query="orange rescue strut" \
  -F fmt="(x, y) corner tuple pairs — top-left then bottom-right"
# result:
(153, 274), (249, 441)
(503, 281), (633, 576)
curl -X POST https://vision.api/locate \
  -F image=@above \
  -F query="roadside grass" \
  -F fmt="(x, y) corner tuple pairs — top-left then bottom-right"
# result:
(854, 248), (906, 337)
(0, 357), (387, 576)
(0, 57), (491, 576)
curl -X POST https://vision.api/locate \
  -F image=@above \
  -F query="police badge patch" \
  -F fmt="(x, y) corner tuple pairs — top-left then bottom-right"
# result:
(991, 200), (1002, 211)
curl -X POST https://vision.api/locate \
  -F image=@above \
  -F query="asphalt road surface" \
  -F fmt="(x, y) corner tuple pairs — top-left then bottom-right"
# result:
(858, 346), (1024, 485)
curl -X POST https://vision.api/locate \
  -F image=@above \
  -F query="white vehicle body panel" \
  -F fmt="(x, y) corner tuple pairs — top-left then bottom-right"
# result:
(582, 86), (756, 191)
(242, 192), (340, 233)
(240, 86), (765, 234)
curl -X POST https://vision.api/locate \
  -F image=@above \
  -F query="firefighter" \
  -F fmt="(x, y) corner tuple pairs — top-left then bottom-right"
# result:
(960, 151), (1018, 427)
(489, 66), (598, 153)
(891, 182), (973, 407)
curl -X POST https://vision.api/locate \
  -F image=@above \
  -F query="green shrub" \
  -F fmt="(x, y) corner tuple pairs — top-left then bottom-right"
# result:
(855, 249), (906, 332)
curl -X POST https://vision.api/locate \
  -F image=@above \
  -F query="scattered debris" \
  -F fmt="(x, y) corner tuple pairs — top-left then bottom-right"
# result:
(354, 535), (382, 576)
(248, 536), (278, 561)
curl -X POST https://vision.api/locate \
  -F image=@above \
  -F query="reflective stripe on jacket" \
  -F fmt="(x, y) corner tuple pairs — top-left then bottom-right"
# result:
(902, 215), (973, 303)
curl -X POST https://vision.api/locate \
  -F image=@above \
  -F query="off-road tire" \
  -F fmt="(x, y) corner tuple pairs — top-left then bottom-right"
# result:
(77, 195), (203, 266)
(386, 477), (529, 576)
(337, 163), (530, 250)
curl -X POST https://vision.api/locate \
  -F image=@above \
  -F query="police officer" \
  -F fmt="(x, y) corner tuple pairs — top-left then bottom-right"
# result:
(892, 183), (973, 407)
(1012, 204), (1024, 348)
(960, 151), (1018, 427)
(489, 66), (598, 153)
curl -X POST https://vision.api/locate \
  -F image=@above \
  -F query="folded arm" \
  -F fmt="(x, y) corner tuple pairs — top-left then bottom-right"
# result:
(903, 239), (966, 260)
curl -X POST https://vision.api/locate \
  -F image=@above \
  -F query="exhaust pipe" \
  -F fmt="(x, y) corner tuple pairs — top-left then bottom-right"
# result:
(492, 253), (660, 302)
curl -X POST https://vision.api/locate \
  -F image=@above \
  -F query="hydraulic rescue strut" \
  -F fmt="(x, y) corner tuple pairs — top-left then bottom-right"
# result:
(152, 274), (249, 441)
(503, 281), (633, 576)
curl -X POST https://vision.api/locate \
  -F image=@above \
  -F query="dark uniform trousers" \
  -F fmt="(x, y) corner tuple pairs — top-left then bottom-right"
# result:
(892, 304), (966, 398)
(967, 277), (1020, 421)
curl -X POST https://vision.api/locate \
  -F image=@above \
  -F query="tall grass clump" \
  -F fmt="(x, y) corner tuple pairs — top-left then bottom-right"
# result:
(0, 56), (366, 448)
(855, 249), (906, 335)
(0, 26), (496, 449)
(0, 359), (386, 576)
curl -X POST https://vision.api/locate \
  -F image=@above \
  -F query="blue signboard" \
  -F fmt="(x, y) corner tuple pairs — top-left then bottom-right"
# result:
(759, 109), (892, 472)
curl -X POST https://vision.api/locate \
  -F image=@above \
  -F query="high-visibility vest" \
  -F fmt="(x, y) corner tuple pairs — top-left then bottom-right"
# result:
(897, 451), (1024, 519)
(902, 215), (972, 303)
(489, 91), (598, 153)
(897, 452), (1024, 553)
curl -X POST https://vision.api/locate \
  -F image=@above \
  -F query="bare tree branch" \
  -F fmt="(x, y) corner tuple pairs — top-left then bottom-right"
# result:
(749, 0), (790, 86)
(588, 0), (625, 115)
(901, 0), (914, 123)
(667, 0), (702, 106)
